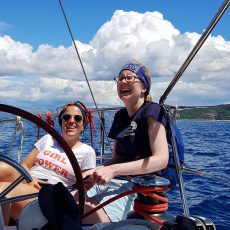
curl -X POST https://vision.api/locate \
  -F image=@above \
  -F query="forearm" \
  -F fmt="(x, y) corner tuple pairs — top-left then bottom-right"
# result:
(110, 154), (168, 177)
(87, 154), (168, 186)
(20, 148), (39, 173)
(20, 162), (30, 173)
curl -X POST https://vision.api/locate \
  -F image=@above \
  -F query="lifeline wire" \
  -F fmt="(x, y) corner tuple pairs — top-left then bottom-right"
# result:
(58, 0), (113, 154)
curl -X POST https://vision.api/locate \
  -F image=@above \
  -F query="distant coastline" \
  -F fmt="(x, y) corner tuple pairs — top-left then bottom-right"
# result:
(177, 104), (230, 120)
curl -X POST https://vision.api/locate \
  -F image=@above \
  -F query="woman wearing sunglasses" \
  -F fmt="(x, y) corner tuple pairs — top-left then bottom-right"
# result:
(82, 61), (169, 224)
(0, 100), (96, 223)
(24, 100), (96, 188)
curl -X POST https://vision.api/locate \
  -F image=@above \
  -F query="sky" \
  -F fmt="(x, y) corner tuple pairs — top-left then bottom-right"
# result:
(0, 0), (229, 112)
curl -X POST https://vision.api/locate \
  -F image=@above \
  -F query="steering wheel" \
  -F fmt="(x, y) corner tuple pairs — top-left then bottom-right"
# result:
(0, 154), (33, 199)
(0, 103), (85, 215)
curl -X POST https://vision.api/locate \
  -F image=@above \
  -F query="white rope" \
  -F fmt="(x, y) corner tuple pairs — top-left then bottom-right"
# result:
(8, 116), (25, 162)
(16, 116), (25, 163)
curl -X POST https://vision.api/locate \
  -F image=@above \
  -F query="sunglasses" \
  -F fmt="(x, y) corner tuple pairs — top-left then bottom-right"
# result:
(61, 114), (83, 123)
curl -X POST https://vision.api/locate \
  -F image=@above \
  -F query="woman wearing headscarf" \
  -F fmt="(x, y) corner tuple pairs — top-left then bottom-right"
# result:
(82, 60), (169, 224)
(0, 100), (96, 222)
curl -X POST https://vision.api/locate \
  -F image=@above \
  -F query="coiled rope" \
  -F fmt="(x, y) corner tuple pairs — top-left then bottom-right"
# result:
(81, 185), (169, 226)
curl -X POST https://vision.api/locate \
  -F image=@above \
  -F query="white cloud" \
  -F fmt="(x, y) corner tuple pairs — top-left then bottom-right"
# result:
(0, 10), (229, 108)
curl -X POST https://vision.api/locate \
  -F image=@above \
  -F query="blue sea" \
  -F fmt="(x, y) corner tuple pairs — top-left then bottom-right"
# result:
(0, 110), (229, 229)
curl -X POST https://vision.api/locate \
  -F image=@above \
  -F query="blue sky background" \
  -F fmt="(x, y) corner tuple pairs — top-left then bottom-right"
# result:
(1, 1), (229, 48)
(0, 0), (229, 111)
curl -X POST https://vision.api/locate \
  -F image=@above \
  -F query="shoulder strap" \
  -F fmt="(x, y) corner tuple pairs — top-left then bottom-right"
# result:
(161, 105), (185, 187)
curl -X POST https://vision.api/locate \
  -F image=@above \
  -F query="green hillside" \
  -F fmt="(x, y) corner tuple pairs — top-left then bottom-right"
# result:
(178, 104), (230, 120)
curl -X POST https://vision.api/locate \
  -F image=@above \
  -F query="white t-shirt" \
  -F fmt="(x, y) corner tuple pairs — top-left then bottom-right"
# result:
(30, 134), (96, 187)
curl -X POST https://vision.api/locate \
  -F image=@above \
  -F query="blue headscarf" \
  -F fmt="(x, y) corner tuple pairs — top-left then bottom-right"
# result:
(119, 62), (151, 95)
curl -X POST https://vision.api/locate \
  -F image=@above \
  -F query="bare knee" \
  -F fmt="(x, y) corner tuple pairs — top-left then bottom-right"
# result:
(82, 198), (110, 225)
(0, 182), (39, 221)
(73, 191), (110, 224)
(0, 162), (19, 182)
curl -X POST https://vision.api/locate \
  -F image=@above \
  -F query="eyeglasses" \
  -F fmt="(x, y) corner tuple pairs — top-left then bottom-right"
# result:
(61, 114), (83, 123)
(114, 75), (138, 83)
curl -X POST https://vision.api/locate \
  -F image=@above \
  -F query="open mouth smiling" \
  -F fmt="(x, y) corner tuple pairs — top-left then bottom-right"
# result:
(119, 85), (132, 96)
(121, 88), (130, 93)
(66, 125), (77, 130)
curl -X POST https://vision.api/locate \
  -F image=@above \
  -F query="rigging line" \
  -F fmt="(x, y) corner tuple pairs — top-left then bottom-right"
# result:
(182, 166), (230, 185)
(58, 0), (113, 154)
(159, 0), (230, 105)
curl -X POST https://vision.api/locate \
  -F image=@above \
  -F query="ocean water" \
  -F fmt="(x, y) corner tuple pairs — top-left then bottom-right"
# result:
(168, 120), (230, 230)
(0, 110), (229, 229)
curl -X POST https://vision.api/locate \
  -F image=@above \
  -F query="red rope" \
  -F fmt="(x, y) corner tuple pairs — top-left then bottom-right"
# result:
(46, 112), (54, 127)
(81, 185), (168, 226)
(133, 208), (165, 225)
(134, 201), (168, 213)
(132, 185), (168, 225)
(36, 113), (43, 140)
(87, 108), (97, 132)
(87, 108), (97, 146)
